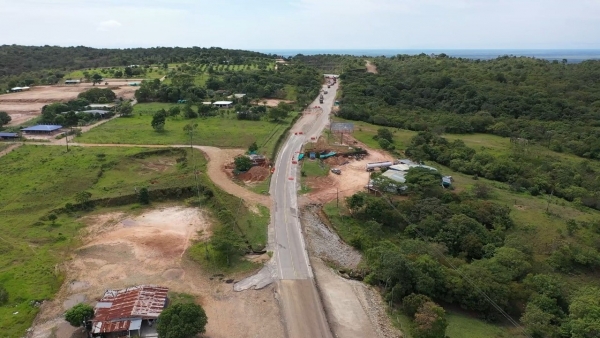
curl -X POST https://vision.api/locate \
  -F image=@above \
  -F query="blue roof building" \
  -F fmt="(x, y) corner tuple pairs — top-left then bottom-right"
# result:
(0, 132), (19, 139)
(21, 125), (62, 133)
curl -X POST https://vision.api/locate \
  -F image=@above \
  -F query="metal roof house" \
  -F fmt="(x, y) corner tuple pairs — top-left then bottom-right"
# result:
(9, 86), (30, 92)
(91, 285), (168, 337)
(21, 125), (62, 133)
(64, 80), (81, 84)
(213, 101), (233, 108)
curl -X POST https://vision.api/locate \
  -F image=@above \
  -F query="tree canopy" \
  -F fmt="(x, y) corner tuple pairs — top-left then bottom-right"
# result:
(157, 302), (208, 338)
(64, 303), (94, 327)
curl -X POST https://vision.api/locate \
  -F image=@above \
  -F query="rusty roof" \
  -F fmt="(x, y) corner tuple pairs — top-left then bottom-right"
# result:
(92, 285), (168, 334)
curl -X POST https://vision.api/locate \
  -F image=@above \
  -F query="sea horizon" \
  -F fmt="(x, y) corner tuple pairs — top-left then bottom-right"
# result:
(253, 48), (600, 63)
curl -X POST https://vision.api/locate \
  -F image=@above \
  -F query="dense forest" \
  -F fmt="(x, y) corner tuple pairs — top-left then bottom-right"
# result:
(338, 55), (600, 159)
(0, 45), (273, 89)
(338, 165), (600, 338)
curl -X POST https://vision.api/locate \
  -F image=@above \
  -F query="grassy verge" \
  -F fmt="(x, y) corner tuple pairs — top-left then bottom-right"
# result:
(76, 103), (297, 153)
(301, 159), (330, 177)
(248, 177), (271, 196)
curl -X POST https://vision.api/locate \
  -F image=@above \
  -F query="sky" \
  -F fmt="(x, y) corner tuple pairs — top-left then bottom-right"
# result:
(1, 0), (599, 50)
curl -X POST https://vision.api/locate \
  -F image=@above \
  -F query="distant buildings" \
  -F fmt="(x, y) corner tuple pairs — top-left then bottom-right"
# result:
(64, 80), (81, 85)
(9, 86), (30, 92)
(366, 158), (453, 192)
(212, 101), (233, 108)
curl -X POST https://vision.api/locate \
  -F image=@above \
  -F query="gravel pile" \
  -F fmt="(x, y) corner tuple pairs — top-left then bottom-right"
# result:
(301, 205), (362, 270)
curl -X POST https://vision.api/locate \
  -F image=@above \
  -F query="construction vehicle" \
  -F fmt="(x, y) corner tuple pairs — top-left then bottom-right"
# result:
(319, 94), (324, 104)
(331, 168), (341, 175)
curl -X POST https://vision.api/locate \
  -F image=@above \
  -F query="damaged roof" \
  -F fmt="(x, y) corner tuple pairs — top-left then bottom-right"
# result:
(91, 285), (168, 334)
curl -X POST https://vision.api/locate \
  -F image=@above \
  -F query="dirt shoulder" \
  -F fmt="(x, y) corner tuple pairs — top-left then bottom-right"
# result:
(29, 206), (284, 338)
(302, 206), (402, 338)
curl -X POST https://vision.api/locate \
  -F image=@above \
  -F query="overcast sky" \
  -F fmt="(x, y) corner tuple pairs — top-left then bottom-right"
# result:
(1, 0), (599, 50)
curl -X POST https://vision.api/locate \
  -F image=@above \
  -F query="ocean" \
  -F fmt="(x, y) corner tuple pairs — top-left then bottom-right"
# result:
(253, 49), (600, 63)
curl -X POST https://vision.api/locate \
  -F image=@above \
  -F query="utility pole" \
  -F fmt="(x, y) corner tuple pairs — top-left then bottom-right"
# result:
(65, 128), (69, 152)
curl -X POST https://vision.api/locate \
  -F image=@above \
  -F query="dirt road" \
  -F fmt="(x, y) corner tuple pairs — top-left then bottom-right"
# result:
(366, 60), (378, 74)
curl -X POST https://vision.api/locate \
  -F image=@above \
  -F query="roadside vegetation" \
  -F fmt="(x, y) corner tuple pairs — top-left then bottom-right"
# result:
(0, 145), (268, 337)
(323, 118), (600, 338)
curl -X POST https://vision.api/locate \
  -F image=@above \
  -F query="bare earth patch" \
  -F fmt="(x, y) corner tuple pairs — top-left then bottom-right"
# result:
(0, 80), (138, 126)
(29, 206), (283, 338)
(256, 99), (294, 107)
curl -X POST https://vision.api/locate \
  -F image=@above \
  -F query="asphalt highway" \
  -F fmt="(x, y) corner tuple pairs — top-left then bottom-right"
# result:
(270, 81), (339, 338)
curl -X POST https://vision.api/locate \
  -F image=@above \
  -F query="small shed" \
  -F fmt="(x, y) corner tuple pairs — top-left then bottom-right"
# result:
(248, 154), (266, 166)
(21, 125), (62, 134)
(64, 80), (81, 85)
(213, 101), (233, 108)
(0, 132), (19, 140)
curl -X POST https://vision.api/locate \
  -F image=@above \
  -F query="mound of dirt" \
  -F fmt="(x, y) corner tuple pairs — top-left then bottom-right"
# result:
(239, 166), (270, 182)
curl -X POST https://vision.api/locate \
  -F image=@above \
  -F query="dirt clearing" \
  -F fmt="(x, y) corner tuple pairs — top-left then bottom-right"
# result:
(256, 99), (294, 107)
(366, 60), (378, 74)
(304, 137), (392, 204)
(0, 81), (138, 126)
(29, 206), (284, 338)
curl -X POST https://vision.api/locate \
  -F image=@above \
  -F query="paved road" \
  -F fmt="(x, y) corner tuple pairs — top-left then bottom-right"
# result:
(271, 81), (338, 338)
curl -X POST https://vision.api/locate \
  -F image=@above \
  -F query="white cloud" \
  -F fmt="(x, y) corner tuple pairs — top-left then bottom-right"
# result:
(97, 19), (122, 31)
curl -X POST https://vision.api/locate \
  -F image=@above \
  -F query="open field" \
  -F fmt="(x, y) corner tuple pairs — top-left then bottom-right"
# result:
(333, 116), (598, 163)
(76, 103), (298, 153)
(392, 311), (522, 338)
(0, 80), (139, 125)
(0, 144), (270, 337)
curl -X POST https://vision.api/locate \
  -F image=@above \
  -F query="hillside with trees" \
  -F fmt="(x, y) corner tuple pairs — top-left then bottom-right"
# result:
(338, 54), (600, 159)
(0, 45), (274, 90)
(328, 164), (600, 337)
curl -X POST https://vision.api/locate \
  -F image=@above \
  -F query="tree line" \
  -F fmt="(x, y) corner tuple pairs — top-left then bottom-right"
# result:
(405, 132), (600, 210)
(337, 54), (600, 159)
(0, 45), (274, 90)
(340, 166), (600, 337)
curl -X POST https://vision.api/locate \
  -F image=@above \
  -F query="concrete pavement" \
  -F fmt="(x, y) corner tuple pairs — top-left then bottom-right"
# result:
(270, 81), (339, 338)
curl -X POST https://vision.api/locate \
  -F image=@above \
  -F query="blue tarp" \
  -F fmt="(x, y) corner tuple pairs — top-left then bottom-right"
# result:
(319, 152), (337, 159)
(298, 153), (305, 160)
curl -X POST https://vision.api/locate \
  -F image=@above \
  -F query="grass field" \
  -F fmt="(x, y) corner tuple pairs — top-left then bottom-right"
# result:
(392, 311), (523, 338)
(65, 67), (165, 81)
(301, 159), (330, 177)
(0, 144), (268, 337)
(76, 103), (297, 154)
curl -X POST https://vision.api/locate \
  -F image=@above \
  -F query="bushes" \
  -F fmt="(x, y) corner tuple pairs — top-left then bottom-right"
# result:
(77, 88), (116, 103)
